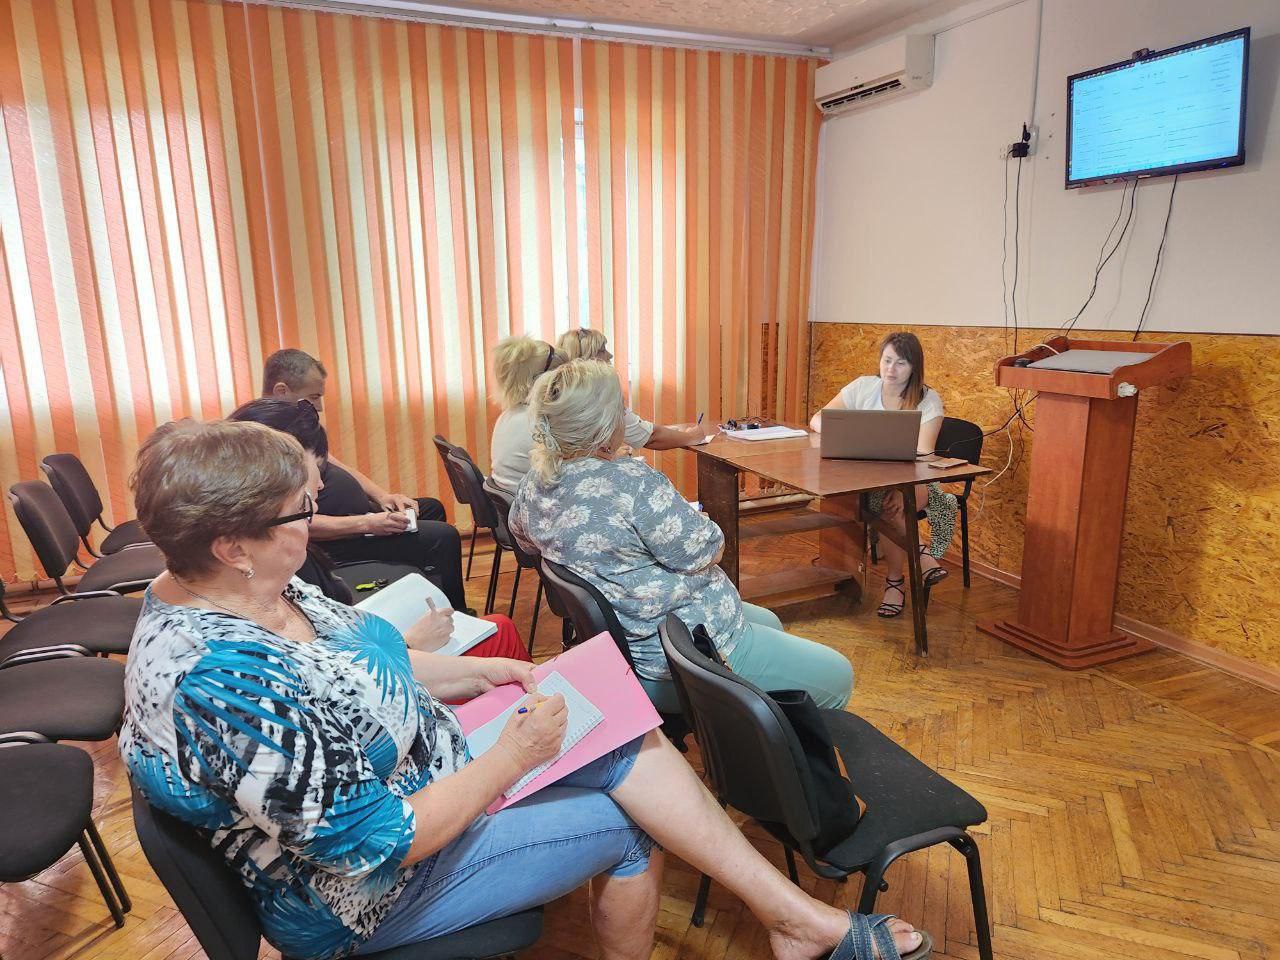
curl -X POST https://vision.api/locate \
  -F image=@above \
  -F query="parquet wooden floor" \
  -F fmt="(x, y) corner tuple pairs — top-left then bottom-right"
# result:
(3, 527), (1279, 960)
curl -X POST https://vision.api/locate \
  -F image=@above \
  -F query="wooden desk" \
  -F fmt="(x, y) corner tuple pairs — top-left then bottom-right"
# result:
(693, 431), (989, 655)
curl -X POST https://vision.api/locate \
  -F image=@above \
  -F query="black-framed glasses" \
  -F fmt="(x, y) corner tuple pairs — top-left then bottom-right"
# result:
(543, 344), (556, 372)
(266, 492), (314, 528)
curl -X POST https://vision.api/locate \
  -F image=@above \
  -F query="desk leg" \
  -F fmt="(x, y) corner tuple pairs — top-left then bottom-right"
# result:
(817, 494), (865, 604)
(900, 484), (928, 657)
(698, 456), (740, 585)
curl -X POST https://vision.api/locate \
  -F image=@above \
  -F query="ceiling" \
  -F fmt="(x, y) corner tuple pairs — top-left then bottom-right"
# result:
(307, 0), (975, 52)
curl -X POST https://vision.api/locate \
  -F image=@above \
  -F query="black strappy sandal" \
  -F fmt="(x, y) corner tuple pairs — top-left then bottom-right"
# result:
(877, 577), (906, 618)
(826, 911), (933, 960)
(919, 546), (948, 587)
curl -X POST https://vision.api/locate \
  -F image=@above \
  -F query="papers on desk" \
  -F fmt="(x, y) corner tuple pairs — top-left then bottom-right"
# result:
(689, 431), (714, 446)
(723, 425), (808, 441)
(354, 573), (497, 655)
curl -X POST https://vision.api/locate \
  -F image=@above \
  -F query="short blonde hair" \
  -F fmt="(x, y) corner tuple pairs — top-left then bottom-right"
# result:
(493, 336), (566, 409)
(556, 328), (609, 362)
(528, 359), (624, 483)
(131, 419), (307, 578)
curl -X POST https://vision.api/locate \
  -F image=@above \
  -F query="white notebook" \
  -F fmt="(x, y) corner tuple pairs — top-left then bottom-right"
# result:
(724, 425), (807, 441)
(464, 671), (604, 798)
(354, 573), (496, 656)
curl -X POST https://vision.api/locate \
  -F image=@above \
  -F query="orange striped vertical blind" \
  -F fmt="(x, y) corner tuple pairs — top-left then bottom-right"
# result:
(0, 0), (819, 582)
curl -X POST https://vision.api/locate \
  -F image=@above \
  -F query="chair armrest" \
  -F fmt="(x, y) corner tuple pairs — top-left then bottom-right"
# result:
(0, 731), (52, 746)
(116, 541), (156, 551)
(0, 644), (92, 669)
(51, 590), (123, 604)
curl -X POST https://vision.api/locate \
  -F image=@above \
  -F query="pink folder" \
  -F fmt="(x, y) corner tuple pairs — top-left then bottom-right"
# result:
(452, 632), (663, 814)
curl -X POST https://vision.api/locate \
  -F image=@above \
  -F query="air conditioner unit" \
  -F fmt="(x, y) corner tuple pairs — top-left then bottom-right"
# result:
(815, 35), (934, 116)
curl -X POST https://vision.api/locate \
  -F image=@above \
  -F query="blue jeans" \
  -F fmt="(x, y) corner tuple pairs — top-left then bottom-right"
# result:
(355, 737), (653, 954)
(639, 603), (854, 713)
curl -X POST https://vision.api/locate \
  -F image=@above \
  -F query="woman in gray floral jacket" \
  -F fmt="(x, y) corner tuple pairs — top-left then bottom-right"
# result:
(510, 360), (853, 714)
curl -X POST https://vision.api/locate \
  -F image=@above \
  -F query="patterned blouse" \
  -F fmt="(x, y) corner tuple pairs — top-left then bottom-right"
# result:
(509, 456), (745, 680)
(119, 579), (469, 960)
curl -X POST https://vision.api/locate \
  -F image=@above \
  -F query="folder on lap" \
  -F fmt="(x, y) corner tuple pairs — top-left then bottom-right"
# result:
(453, 633), (663, 814)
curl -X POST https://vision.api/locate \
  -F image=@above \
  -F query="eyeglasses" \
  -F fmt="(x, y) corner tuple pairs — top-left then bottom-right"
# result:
(722, 416), (768, 431)
(266, 492), (315, 528)
(543, 344), (556, 372)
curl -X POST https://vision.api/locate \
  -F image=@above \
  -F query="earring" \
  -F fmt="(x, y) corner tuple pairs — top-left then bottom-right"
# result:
(242, 567), (256, 581)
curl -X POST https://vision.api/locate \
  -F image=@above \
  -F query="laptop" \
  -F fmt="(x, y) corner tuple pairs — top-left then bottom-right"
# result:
(819, 408), (921, 461)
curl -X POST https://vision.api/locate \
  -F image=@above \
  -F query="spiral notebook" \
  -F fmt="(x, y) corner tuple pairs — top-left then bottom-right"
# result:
(463, 671), (604, 798)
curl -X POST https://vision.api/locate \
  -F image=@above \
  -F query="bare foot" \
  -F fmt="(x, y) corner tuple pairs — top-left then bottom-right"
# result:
(768, 904), (924, 960)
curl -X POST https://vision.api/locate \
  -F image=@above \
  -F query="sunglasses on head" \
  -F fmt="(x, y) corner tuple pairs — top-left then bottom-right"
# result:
(266, 491), (315, 528)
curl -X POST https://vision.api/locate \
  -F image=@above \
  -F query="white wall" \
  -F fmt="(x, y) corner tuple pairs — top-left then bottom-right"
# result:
(812, 0), (1280, 335)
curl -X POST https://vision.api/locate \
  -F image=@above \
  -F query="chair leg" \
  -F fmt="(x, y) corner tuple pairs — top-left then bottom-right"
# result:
(528, 580), (543, 657)
(950, 834), (993, 960)
(856, 864), (890, 915)
(959, 498), (971, 588)
(78, 826), (127, 928)
(561, 618), (575, 650)
(465, 527), (478, 580)
(86, 820), (132, 913)
(784, 847), (799, 885)
(0, 594), (20, 623)
(508, 564), (523, 618)
(485, 546), (504, 615)
(870, 529), (879, 565)
(691, 873), (712, 928)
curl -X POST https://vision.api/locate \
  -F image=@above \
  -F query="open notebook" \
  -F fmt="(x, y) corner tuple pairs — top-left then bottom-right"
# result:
(354, 573), (496, 656)
(464, 671), (604, 798)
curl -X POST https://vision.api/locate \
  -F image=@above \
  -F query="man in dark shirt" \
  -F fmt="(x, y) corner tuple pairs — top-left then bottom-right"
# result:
(262, 349), (467, 610)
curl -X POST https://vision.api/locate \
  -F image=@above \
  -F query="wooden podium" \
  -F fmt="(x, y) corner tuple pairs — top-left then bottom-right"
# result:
(978, 336), (1191, 668)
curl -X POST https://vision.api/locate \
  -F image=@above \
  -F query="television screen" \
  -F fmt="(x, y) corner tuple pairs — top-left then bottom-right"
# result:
(1066, 28), (1249, 188)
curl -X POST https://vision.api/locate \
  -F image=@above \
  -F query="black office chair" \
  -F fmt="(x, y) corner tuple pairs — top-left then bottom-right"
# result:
(0, 577), (20, 622)
(0, 735), (132, 928)
(0, 592), (142, 659)
(9, 481), (164, 595)
(330, 560), (422, 604)
(658, 615), (993, 960)
(539, 558), (688, 748)
(41, 453), (151, 557)
(131, 784), (544, 960)
(444, 450), (504, 615)
(483, 478), (543, 654)
(433, 435), (480, 580)
(869, 416), (984, 588)
(0, 646), (126, 743)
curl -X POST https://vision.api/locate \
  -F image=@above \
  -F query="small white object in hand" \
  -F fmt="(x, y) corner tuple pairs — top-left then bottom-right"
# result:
(404, 507), (418, 533)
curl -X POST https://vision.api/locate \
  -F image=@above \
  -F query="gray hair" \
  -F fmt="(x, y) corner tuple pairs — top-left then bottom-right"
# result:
(528, 359), (625, 483)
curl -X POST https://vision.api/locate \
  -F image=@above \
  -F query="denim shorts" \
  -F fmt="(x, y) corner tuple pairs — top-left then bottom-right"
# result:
(355, 736), (654, 954)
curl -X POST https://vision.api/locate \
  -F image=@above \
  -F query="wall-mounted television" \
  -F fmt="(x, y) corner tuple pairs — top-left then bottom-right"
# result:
(1066, 27), (1249, 188)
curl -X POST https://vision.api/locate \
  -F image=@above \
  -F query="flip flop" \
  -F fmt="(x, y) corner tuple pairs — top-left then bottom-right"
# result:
(826, 911), (933, 960)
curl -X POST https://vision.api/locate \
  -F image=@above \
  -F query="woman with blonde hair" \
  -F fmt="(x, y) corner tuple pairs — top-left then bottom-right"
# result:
(509, 359), (854, 715)
(810, 331), (957, 618)
(557, 327), (709, 453)
(488, 335), (567, 491)
(122, 417), (928, 960)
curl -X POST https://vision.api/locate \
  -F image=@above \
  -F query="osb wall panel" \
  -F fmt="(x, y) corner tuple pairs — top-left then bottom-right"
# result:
(809, 323), (1280, 670)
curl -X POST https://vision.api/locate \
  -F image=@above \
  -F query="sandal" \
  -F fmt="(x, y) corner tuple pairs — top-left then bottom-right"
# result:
(919, 546), (948, 588)
(827, 911), (933, 960)
(877, 577), (905, 618)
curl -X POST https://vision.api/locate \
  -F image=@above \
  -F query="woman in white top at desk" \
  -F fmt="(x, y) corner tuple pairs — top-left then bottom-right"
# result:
(489, 336), (569, 493)
(558, 328), (708, 453)
(810, 332), (957, 619)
